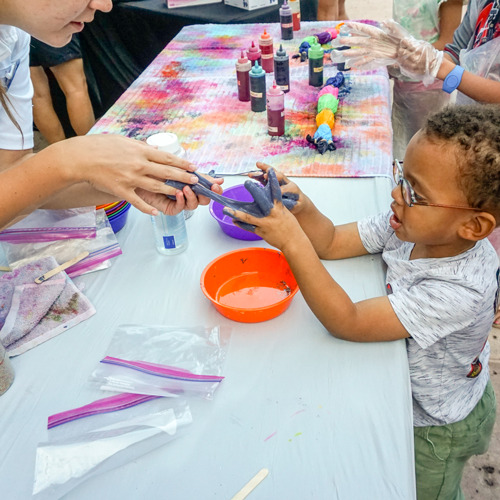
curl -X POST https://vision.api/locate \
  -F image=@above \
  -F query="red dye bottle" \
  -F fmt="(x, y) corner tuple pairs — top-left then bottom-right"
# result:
(267, 81), (285, 137)
(247, 41), (262, 68)
(258, 29), (274, 73)
(236, 50), (251, 102)
(289, 0), (301, 31)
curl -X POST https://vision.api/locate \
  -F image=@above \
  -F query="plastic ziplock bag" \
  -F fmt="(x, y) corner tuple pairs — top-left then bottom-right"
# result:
(33, 393), (192, 500)
(457, 37), (500, 105)
(90, 324), (231, 399)
(1, 210), (121, 277)
(0, 207), (97, 243)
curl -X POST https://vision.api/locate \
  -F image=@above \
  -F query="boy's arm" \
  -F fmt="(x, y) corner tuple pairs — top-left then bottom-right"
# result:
(433, 0), (464, 51)
(293, 194), (370, 259)
(226, 185), (409, 342)
(282, 230), (409, 342)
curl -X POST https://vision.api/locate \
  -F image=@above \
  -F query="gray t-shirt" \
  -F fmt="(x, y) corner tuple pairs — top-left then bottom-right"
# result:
(358, 211), (499, 427)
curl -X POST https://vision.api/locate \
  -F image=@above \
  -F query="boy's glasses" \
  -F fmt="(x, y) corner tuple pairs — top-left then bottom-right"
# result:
(392, 160), (482, 211)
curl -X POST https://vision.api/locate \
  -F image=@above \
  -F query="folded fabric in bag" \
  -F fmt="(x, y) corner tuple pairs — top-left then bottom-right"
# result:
(33, 393), (192, 500)
(0, 256), (95, 356)
(2, 210), (122, 277)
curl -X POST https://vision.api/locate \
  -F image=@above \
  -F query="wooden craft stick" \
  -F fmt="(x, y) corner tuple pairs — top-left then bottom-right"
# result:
(35, 251), (89, 284)
(231, 468), (269, 500)
(0, 266), (11, 272)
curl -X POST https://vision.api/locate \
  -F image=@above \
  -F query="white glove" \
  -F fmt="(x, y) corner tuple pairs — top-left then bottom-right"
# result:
(331, 20), (443, 85)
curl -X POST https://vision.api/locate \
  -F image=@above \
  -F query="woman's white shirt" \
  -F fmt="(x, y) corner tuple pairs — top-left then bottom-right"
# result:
(0, 25), (34, 150)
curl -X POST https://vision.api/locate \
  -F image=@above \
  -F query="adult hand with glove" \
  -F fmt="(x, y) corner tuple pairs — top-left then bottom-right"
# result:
(331, 20), (443, 85)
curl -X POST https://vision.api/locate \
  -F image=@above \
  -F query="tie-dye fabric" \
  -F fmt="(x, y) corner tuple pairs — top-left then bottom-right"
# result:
(90, 22), (392, 178)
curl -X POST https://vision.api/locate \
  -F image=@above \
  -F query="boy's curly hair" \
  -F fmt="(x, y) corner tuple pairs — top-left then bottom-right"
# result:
(422, 104), (500, 224)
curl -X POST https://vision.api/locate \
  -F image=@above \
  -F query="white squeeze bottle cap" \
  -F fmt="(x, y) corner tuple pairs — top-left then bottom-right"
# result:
(146, 132), (185, 157)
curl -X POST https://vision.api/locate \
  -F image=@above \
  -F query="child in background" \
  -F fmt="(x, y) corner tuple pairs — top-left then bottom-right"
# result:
(227, 105), (499, 499)
(30, 34), (95, 143)
(392, 0), (464, 159)
(317, 0), (349, 21)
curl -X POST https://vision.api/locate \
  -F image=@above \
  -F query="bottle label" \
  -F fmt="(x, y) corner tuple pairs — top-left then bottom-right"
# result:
(314, 66), (323, 73)
(279, 84), (289, 91)
(268, 126), (278, 133)
(163, 235), (177, 249)
(250, 91), (263, 98)
(282, 22), (293, 29)
(261, 53), (273, 59)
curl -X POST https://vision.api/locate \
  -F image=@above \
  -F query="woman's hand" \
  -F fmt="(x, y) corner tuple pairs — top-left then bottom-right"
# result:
(58, 134), (223, 215)
(136, 176), (223, 216)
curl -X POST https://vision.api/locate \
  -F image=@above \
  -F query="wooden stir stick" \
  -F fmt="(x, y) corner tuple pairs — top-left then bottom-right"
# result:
(34, 251), (89, 284)
(231, 468), (269, 500)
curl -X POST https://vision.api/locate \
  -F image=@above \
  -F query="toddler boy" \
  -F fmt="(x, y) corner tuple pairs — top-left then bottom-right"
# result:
(227, 104), (499, 498)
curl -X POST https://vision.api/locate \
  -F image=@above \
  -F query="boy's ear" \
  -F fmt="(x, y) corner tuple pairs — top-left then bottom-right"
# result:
(458, 212), (497, 241)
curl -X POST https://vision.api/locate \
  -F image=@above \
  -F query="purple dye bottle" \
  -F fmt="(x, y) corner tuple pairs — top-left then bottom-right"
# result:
(274, 44), (290, 93)
(280, 0), (294, 41)
(236, 50), (251, 102)
(267, 81), (285, 137)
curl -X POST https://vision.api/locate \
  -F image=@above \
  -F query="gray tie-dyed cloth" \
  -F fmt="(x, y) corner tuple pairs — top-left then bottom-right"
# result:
(0, 257), (95, 356)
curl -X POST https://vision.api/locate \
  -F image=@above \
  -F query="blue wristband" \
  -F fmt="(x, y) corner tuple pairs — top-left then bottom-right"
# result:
(442, 65), (465, 94)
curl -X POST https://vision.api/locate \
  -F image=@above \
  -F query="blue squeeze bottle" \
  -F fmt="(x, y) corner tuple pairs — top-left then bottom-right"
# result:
(249, 62), (266, 113)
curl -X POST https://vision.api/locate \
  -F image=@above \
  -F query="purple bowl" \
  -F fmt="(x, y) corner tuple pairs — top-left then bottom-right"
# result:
(209, 184), (262, 241)
(108, 204), (131, 233)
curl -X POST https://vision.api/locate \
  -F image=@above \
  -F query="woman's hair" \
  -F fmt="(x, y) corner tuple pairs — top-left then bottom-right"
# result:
(0, 82), (22, 136)
(422, 104), (500, 222)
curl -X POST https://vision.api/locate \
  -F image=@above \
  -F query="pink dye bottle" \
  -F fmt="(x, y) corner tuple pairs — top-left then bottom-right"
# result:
(258, 29), (274, 73)
(267, 81), (285, 137)
(236, 50), (251, 102)
(247, 41), (262, 68)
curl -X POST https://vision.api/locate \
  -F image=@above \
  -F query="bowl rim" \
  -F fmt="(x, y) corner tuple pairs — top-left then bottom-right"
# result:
(200, 247), (299, 312)
(208, 183), (251, 225)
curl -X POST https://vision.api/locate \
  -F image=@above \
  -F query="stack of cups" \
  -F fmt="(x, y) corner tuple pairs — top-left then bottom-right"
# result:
(0, 341), (14, 396)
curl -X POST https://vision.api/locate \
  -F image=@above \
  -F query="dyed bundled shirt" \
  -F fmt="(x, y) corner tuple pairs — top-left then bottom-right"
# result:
(358, 210), (499, 426)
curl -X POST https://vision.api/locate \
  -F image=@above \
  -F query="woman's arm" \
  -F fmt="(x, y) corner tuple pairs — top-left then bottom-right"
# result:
(0, 134), (222, 231)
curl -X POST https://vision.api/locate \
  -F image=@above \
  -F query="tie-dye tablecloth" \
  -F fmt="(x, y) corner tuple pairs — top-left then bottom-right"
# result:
(90, 22), (393, 177)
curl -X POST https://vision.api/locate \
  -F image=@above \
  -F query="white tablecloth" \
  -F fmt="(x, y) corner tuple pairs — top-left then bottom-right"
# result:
(0, 176), (415, 499)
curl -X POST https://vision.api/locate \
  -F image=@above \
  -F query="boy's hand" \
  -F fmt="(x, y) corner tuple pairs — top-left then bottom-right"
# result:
(224, 183), (306, 252)
(250, 162), (310, 215)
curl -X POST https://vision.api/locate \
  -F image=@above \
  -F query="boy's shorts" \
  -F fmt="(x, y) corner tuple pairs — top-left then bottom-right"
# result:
(414, 380), (496, 500)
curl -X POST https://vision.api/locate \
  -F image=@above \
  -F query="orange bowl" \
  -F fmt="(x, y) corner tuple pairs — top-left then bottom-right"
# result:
(200, 247), (299, 323)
